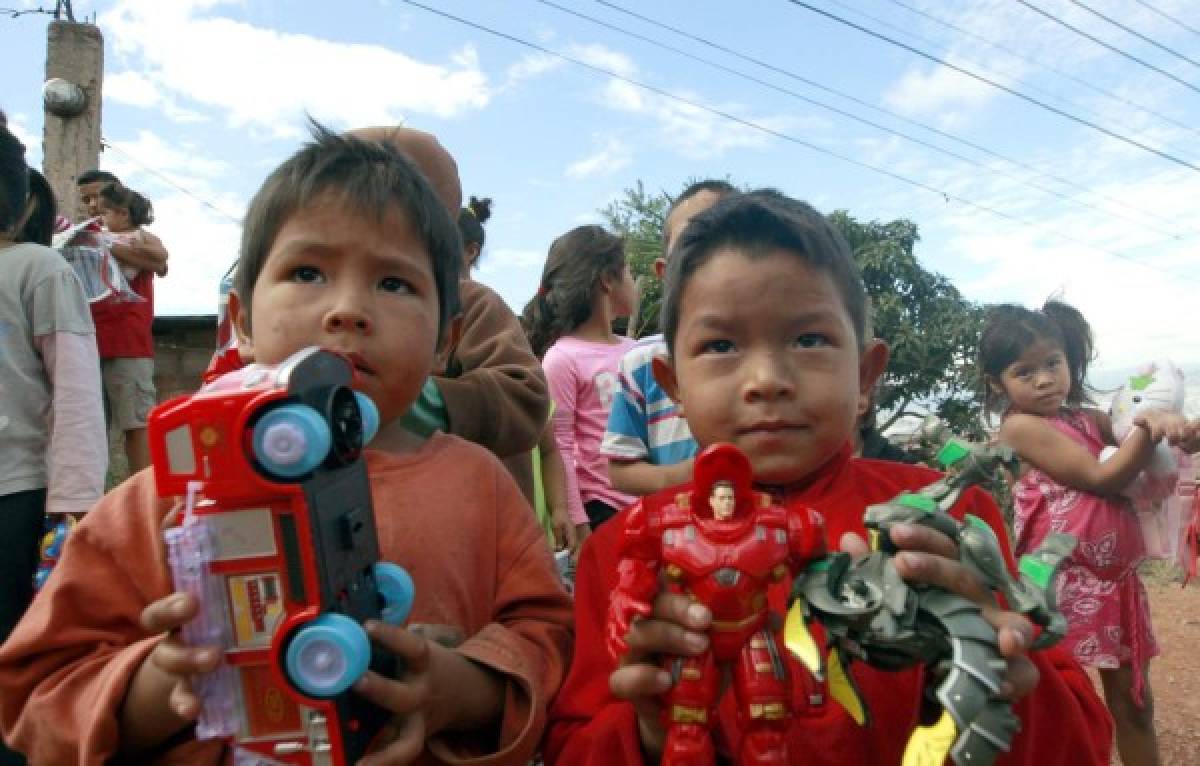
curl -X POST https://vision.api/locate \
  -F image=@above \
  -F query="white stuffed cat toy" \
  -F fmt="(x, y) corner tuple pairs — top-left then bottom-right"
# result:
(1099, 359), (1185, 504)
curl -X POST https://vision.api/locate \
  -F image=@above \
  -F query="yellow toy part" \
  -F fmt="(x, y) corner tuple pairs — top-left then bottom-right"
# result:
(902, 709), (958, 766)
(826, 647), (868, 727)
(783, 598), (823, 679)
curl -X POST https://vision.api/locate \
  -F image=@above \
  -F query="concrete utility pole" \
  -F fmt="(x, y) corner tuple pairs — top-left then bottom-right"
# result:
(42, 19), (103, 222)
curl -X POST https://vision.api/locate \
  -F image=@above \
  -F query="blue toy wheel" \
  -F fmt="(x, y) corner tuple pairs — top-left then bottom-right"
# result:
(374, 562), (415, 626)
(253, 404), (331, 478)
(353, 392), (381, 446)
(285, 613), (370, 698)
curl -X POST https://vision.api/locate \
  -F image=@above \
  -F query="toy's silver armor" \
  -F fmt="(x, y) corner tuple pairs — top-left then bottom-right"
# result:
(784, 422), (1076, 766)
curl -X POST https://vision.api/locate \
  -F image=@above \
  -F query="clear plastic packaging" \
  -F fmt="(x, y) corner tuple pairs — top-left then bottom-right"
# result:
(164, 515), (240, 739)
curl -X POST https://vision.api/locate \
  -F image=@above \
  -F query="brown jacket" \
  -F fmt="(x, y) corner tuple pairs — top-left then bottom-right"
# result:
(438, 280), (547, 502)
(0, 435), (573, 765)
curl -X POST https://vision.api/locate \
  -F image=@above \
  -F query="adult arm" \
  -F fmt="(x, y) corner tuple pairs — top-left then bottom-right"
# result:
(435, 281), (548, 457)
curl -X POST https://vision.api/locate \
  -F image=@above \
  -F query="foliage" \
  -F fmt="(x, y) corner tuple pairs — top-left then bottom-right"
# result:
(829, 211), (986, 439)
(599, 182), (986, 437)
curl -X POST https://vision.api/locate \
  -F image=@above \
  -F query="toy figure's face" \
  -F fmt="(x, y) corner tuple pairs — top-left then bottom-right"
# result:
(997, 339), (1070, 417)
(656, 249), (886, 485)
(710, 484), (736, 520)
(231, 192), (442, 427)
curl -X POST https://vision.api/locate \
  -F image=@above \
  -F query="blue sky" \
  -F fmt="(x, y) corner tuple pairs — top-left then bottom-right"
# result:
(2, 0), (1197, 400)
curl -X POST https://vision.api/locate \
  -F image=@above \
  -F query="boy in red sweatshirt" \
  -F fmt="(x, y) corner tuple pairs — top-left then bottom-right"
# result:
(544, 192), (1110, 765)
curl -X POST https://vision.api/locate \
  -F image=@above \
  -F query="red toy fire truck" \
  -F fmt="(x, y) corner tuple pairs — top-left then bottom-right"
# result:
(148, 346), (414, 765)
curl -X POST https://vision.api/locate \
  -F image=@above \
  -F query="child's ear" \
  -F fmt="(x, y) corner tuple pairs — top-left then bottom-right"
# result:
(651, 355), (682, 413)
(227, 289), (256, 364)
(856, 339), (889, 417)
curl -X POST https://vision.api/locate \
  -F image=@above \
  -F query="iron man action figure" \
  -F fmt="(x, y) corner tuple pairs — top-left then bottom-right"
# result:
(606, 444), (826, 765)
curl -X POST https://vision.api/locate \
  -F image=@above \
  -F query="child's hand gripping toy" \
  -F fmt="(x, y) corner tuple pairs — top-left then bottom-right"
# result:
(1099, 359), (1187, 506)
(148, 346), (415, 766)
(785, 432), (1076, 766)
(606, 444), (828, 766)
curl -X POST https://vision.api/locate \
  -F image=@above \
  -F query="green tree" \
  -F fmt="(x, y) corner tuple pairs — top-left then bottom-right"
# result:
(829, 212), (985, 439)
(601, 181), (985, 439)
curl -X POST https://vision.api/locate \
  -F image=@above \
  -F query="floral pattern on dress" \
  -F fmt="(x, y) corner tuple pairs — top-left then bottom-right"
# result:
(1011, 410), (1158, 681)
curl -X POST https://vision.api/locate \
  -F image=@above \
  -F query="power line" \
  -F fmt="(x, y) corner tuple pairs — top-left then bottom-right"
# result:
(1130, 0), (1200, 39)
(1016, 0), (1200, 94)
(101, 138), (243, 224)
(881, 0), (1200, 144)
(1067, 0), (1200, 70)
(597, 0), (1198, 238)
(785, 0), (1200, 174)
(399, 0), (1198, 284)
(552, 0), (1191, 240)
(821, 0), (1193, 153)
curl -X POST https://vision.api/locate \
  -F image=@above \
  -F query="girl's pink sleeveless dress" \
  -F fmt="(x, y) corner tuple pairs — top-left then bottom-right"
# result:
(1011, 410), (1158, 698)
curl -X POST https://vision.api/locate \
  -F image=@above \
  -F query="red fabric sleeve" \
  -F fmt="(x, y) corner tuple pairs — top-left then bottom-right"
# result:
(543, 520), (647, 765)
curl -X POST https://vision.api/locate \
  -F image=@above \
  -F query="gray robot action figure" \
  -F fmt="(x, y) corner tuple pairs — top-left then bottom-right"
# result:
(784, 426), (1076, 766)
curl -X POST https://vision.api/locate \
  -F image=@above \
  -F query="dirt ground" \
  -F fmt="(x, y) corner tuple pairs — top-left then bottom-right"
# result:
(1101, 568), (1200, 765)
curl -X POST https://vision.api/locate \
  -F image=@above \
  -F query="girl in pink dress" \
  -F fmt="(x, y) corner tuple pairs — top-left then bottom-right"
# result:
(522, 225), (638, 532)
(979, 300), (1193, 766)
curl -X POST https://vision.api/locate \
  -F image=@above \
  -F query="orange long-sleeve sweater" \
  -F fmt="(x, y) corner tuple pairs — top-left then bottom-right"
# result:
(0, 434), (573, 766)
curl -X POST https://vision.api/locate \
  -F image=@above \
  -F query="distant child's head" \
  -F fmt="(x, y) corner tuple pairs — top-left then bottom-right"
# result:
(520, 224), (635, 357)
(458, 195), (492, 271)
(230, 122), (463, 424)
(98, 183), (153, 232)
(0, 121), (30, 240)
(655, 192), (887, 485)
(76, 169), (119, 219)
(979, 299), (1094, 417)
(659, 179), (736, 277)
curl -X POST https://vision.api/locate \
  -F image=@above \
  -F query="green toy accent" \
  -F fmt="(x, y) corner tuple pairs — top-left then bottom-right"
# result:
(1019, 555), (1055, 589)
(1129, 373), (1155, 391)
(897, 493), (937, 513)
(808, 558), (833, 573)
(965, 514), (999, 544)
(936, 439), (971, 468)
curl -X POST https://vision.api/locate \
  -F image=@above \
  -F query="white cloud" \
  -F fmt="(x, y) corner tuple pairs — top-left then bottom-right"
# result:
(5, 112), (39, 164)
(565, 137), (631, 180)
(477, 247), (545, 277)
(883, 61), (998, 119)
(935, 164), (1200, 376)
(149, 191), (242, 315)
(105, 130), (231, 182)
(100, 0), (492, 134)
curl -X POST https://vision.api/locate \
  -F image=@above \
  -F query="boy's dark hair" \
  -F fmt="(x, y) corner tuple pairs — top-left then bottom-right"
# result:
(99, 182), (154, 226)
(664, 179), (737, 255)
(76, 169), (119, 186)
(458, 195), (492, 251)
(520, 224), (625, 357)
(978, 299), (1094, 413)
(236, 122), (462, 339)
(18, 169), (57, 246)
(661, 192), (867, 355)
(0, 122), (30, 234)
